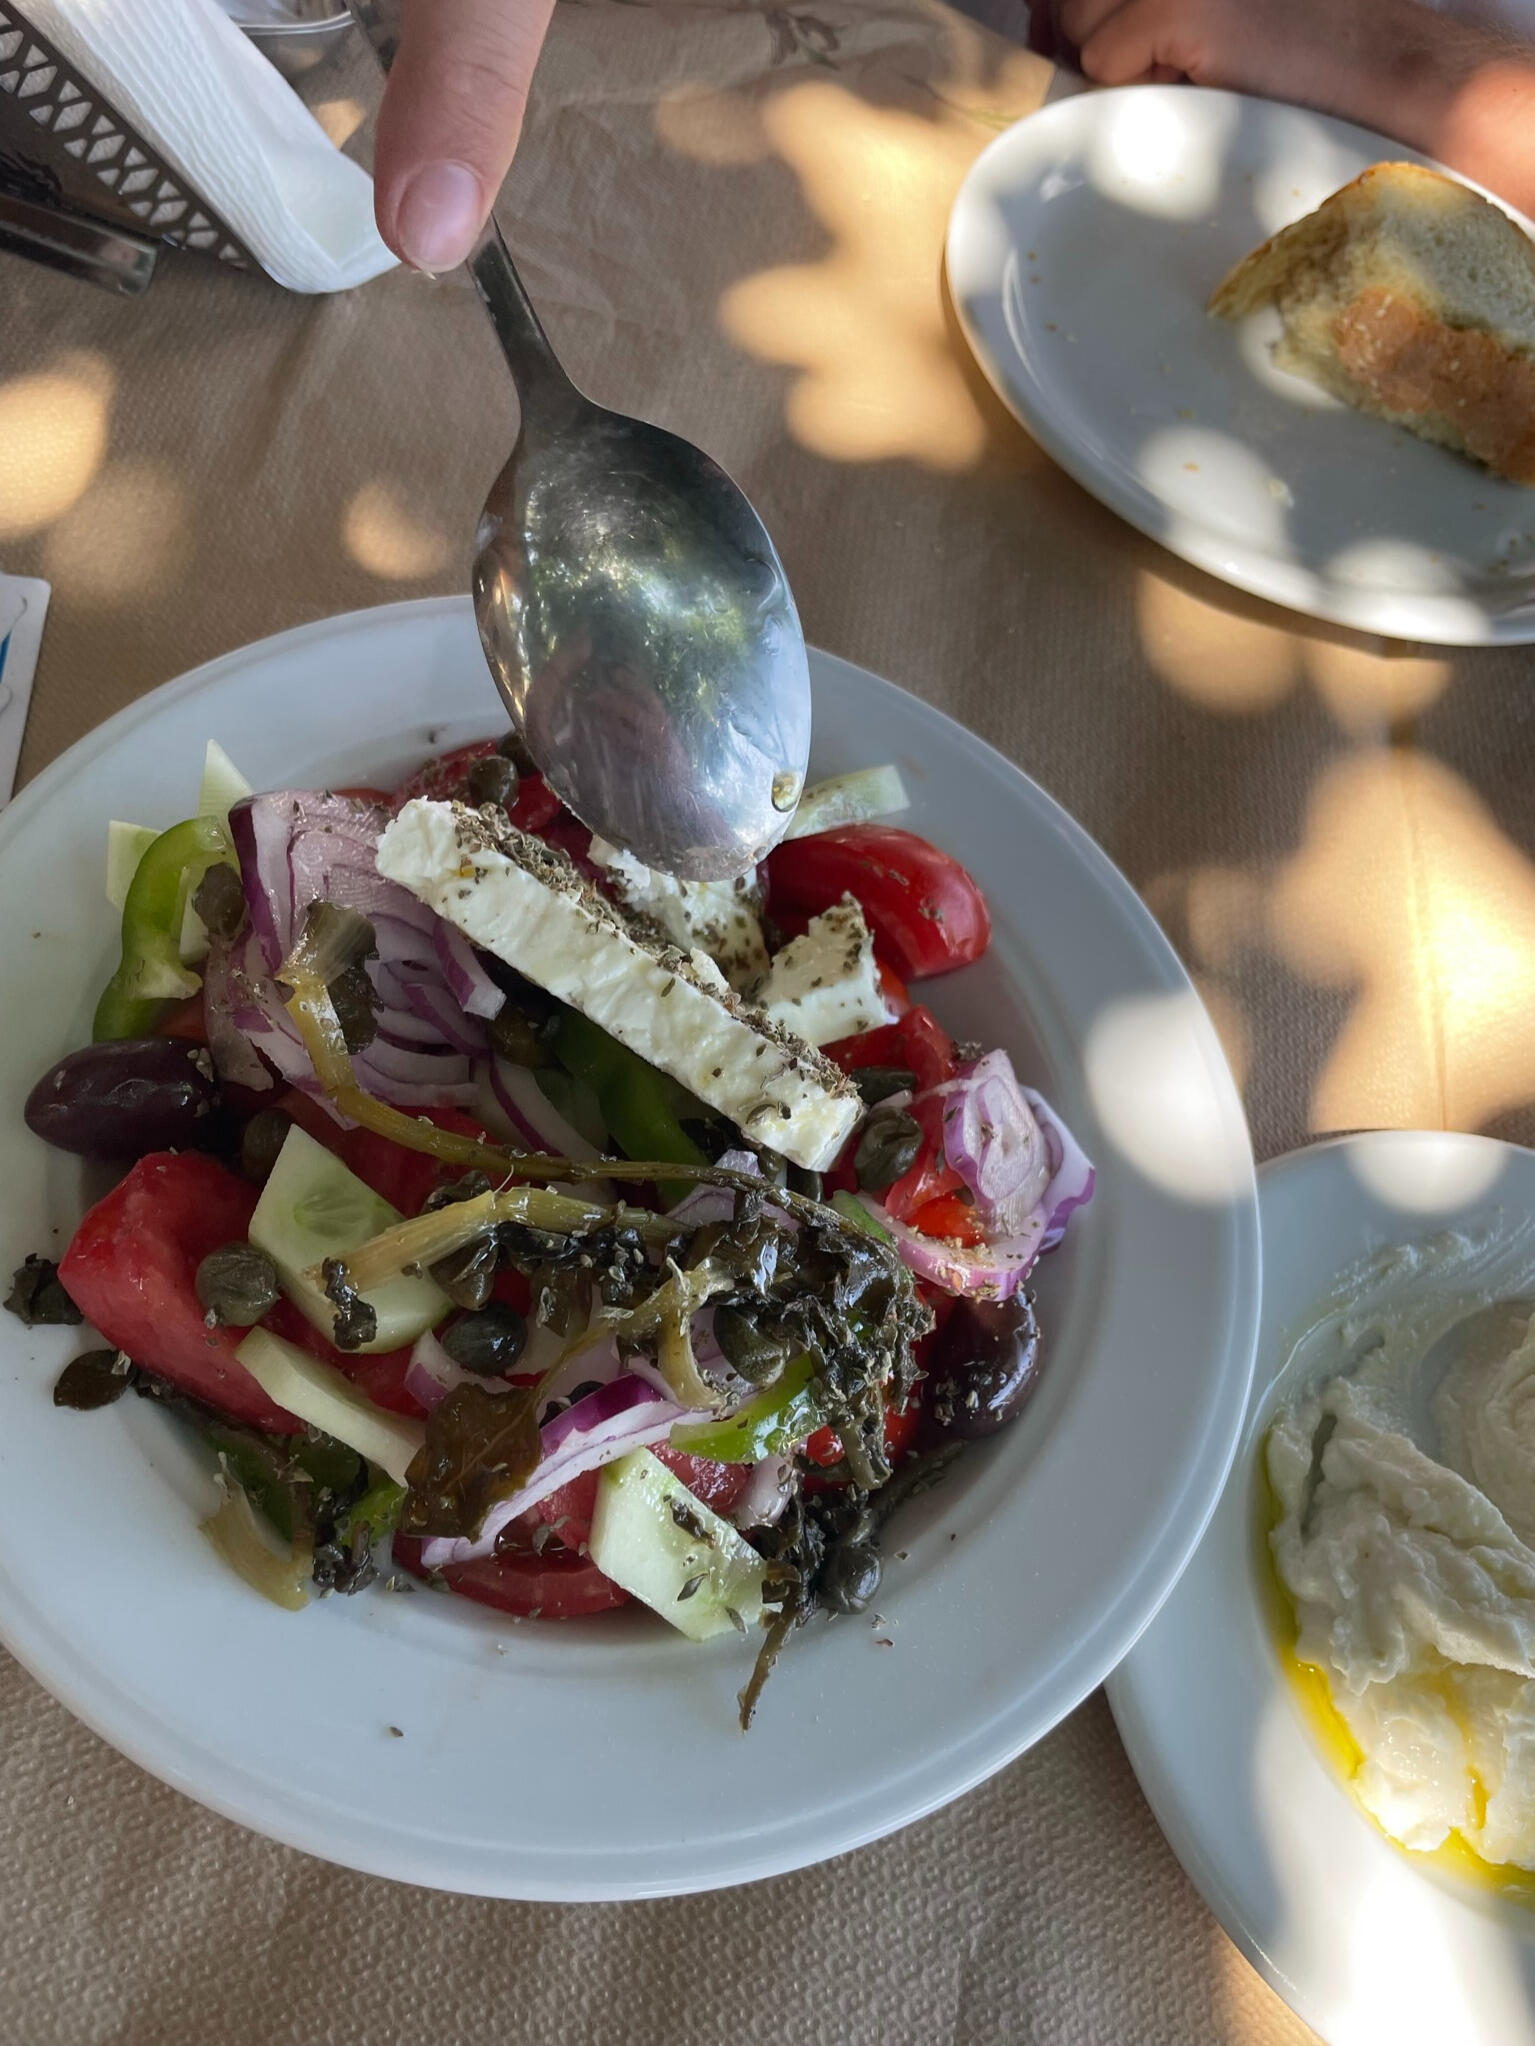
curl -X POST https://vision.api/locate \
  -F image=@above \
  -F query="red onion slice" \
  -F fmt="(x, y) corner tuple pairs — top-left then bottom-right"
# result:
(420, 1374), (685, 1567)
(486, 1055), (603, 1161)
(404, 1329), (518, 1414)
(201, 935), (274, 1093)
(937, 1050), (1050, 1235)
(402, 979), (488, 1058)
(432, 920), (506, 1021)
(859, 1195), (1048, 1301)
(1022, 1088), (1096, 1250)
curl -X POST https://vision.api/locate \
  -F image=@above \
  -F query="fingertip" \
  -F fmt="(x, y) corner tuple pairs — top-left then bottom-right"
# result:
(390, 159), (486, 274)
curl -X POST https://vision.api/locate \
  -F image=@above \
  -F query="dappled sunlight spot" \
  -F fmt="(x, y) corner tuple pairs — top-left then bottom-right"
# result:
(311, 97), (366, 149)
(654, 86), (769, 167)
(1084, 988), (1251, 1203)
(1327, 536), (1466, 597)
(342, 482), (452, 580)
(1137, 426), (1293, 553)
(1137, 571), (1299, 712)
(1268, 752), (1535, 1134)
(1186, 866), (1266, 969)
(41, 462), (189, 603)
(1250, 104), (1372, 238)
(1347, 1131), (1508, 1211)
(1085, 86), (1236, 221)
(0, 349), (113, 540)
(1304, 639), (1450, 735)
(719, 81), (1005, 470)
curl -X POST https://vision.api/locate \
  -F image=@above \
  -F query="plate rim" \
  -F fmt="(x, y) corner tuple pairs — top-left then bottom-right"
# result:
(0, 597), (1261, 1896)
(1107, 1129), (1535, 2045)
(945, 83), (1535, 649)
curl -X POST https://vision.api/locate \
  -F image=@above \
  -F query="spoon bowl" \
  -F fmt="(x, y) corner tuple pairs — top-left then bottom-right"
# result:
(473, 364), (810, 880)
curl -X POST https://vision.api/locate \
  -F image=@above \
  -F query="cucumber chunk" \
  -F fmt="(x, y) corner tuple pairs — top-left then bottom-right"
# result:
(235, 1328), (424, 1485)
(589, 1449), (765, 1643)
(249, 1124), (448, 1354)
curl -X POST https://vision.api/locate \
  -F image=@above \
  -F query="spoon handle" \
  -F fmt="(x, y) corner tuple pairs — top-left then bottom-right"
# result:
(468, 220), (577, 405)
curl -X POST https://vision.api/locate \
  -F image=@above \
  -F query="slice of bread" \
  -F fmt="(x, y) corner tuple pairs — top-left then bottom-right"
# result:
(1210, 162), (1535, 484)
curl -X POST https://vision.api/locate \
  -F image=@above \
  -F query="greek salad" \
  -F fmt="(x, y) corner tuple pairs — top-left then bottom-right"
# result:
(12, 734), (1093, 1723)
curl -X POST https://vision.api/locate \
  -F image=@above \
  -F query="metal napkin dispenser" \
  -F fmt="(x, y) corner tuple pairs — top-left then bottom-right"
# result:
(0, 3), (252, 291)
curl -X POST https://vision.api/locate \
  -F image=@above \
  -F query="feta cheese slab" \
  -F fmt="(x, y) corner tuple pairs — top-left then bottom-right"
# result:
(588, 837), (769, 993)
(753, 895), (893, 1047)
(377, 800), (861, 1172)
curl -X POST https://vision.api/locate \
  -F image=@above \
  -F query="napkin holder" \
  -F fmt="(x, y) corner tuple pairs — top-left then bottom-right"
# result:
(0, 1), (253, 291)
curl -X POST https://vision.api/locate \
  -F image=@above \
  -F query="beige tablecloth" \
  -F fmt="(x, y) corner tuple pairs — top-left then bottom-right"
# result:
(3, 3), (1534, 2040)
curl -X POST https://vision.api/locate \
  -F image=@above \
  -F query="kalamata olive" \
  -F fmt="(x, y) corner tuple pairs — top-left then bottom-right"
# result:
(923, 1291), (1042, 1440)
(191, 862), (247, 941)
(854, 1107), (922, 1191)
(714, 1304), (794, 1385)
(852, 1066), (917, 1107)
(440, 1301), (527, 1375)
(467, 752), (520, 808)
(25, 1038), (224, 1162)
(195, 1242), (281, 1327)
(820, 1539), (882, 1615)
(239, 1108), (293, 1185)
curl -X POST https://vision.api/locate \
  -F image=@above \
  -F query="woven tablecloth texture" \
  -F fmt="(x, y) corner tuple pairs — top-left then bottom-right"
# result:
(2, 0), (1533, 2037)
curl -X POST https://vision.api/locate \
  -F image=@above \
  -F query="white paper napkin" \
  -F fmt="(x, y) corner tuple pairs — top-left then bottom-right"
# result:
(0, 576), (48, 807)
(20, 0), (395, 293)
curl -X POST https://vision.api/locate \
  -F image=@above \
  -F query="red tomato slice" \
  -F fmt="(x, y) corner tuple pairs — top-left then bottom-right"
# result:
(824, 1005), (959, 1093)
(507, 775), (564, 834)
(59, 1152), (300, 1433)
(877, 959), (911, 1020)
(393, 738), (564, 833)
(652, 1445), (752, 1517)
(392, 1534), (629, 1617)
(765, 825), (990, 979)
(804, 1390), (922, 1470)
(332, 785), (394, 804)
(908, 1192), (986, 1245)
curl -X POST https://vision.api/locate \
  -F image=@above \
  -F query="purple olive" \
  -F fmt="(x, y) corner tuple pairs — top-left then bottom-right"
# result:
(25, 1038), (225, 1161)
(923, 1291), (1042, 1440)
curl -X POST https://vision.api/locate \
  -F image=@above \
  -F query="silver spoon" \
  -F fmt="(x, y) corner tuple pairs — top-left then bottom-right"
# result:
(348, 2), (811, 880)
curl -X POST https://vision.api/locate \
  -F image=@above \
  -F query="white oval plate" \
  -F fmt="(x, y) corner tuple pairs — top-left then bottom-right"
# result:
(946, 86), (1535, 646)
(1110, 1133), (1535, 2046)
(0, 597), (1257, 1898)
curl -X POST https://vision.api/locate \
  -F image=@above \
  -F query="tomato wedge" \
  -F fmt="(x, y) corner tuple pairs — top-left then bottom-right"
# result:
(824, 1005), (959, 1094)
(804, 1391), (922, 1469)
(765, 825), (990, 979)
(392, 738), (563, 833)
(59, 1152), (300, 1433)
(392, 1534), (629, 1617)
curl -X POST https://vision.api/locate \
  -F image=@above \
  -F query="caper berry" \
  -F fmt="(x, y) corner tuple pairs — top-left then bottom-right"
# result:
(714, 1304), (794, 1386)
(787, 1164), (823, 1201)
(489, 1004), (549, 1068)
(467, 752), (520, 808)
(820, 1540), (882, 1615)
(854, 1107), (923, 1191)
(423, 1172), (493, 1213)
(440, 1301), (528, 1376)
(497, 729), (537, 774)
(328, 963), (378, 1055)
(239, 1108), (293, 1185)
(430, 1236), (500, 1312)
(191, 861), (247, 941)
(195, 1242), (281, 1328)
(852, 1066), (917, 1107)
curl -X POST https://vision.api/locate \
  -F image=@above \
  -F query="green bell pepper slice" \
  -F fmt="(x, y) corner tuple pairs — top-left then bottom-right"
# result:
(553, 1009), (709, 1177)
(669, 1353), (820, 1463)
(92, 814), (234, 1042)
(832, 1189), (893, 1243)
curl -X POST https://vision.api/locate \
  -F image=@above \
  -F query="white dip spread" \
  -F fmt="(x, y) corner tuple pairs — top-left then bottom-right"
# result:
(1268, 1221), (1535, 1867)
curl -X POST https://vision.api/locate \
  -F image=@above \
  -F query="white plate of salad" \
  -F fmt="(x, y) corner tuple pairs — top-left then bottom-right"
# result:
(0, 596), (1258, 1898)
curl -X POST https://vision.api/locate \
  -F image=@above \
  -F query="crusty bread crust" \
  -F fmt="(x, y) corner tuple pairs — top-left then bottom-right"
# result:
(1209, 163), (1535, 483)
